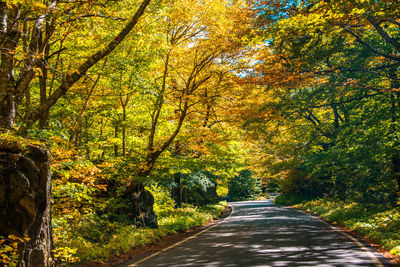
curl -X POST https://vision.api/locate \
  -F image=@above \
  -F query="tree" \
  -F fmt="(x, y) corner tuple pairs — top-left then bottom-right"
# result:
(228, 170), (261, 201)
(241, 0), (400, 201)
(0, 0), (152, 130)
(0, 1), (152, 265)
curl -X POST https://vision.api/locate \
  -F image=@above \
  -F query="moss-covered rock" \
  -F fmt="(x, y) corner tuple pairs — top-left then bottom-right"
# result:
(0, 139), (51, 267)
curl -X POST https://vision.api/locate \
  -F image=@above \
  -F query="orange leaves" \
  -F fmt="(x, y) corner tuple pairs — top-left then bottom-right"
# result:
(0, 235), (30, 266)
(242, 44), (315, 91)
(67, 165), (103, 187)
(51, 137), (108, 193)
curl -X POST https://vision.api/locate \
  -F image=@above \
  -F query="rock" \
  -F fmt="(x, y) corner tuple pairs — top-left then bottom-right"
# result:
(0, 143), (51, 267)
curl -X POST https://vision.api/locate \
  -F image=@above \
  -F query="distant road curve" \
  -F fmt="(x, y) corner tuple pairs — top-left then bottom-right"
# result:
(120, 199), (391, 267)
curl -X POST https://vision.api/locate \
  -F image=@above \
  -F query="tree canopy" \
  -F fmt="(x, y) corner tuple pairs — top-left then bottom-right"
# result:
(1, 0), (400, 264)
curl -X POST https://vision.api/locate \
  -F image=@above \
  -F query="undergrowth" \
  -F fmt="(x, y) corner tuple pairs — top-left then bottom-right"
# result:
(53, 200), (227, 265)
(49, 144), (228, 266)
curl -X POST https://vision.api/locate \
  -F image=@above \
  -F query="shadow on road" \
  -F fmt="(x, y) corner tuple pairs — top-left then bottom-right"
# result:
(127, 200), (390, 267)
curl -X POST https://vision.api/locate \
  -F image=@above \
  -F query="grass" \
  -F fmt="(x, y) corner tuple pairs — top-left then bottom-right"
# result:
(295, 198), (400, 257)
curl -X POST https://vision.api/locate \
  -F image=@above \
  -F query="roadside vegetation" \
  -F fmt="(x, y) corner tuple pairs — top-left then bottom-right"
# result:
(274, 194), (314, 206)
(227, 170), (262, 201)
(49, 141), (232, 265)
(53, 188), (226, 264)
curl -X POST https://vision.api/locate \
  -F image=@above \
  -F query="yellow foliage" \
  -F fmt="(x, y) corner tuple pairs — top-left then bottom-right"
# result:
(0, 235), (30, 266)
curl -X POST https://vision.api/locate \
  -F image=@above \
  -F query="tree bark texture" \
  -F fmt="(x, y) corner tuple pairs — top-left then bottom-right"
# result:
(0, 4), (20, 129)
(0, 142), (52, 267)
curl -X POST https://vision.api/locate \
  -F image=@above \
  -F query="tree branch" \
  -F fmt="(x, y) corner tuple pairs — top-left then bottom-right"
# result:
(24, 0), (151, 127)
(368, 16), (400, 53)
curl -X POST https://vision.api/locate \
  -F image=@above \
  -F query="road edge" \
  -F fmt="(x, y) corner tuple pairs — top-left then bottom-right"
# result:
(120, 204), (234, 267)
(283, 205), (391, 267)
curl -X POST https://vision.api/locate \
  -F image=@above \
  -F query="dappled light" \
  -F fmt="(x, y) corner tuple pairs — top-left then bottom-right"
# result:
(1, 0), (400, 265)
(121, 200), (388, 267)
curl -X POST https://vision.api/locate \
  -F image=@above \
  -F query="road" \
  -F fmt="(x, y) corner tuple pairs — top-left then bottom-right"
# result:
(122, 199), (391, 266)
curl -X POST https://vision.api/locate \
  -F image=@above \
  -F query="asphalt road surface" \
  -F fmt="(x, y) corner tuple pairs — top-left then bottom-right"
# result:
(122, 199), (391, 267)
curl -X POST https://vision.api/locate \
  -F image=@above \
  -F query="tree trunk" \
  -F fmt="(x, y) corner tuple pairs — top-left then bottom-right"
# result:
(39, 65), (49, 129)
(114, 126), (119, 157)
(38, 21), (51, 129)
(122, 107), (126, 157)
(0, 5), (20, 129)
(119, 92), (130, 157)
(173, 173), (182, 208)
(72, 59), (106, 145)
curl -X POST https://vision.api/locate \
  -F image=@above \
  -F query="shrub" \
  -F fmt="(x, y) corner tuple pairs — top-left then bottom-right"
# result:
(280, 168), (323, 197)
(274, 193), (314, 206)
(146, 184), (176, 217)
(228, 170), (261, 201)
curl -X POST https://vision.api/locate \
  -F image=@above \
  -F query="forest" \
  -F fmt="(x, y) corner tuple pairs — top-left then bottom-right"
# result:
(1, 0), (400, 266)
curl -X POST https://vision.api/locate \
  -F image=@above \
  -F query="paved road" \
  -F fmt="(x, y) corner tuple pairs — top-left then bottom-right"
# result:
(123, 199), (391, 266)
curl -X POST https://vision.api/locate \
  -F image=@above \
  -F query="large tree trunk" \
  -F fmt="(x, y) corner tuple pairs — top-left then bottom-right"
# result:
(0, 142), (52, 266)
(0, 5), (20, 129)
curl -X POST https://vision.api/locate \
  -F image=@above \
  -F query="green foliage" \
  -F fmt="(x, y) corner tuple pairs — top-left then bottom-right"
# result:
(279, 168), (324, 197)
(297, 199), (400, 257)
(228, 170), (261, 201)
(255, 192), (270, 200)
(0, 130), (42, 151)
(245, 0), (400, 208)
(53, 201), (226, 264)
(159, 171), (221, 206)
(183, 172), (219, 205)
(158, 205), (212, 233)
(216, 185), (229, 198)
(199, 201), (227, 219)
(274, 193), (315, 206)
(146, 184), (176, 217)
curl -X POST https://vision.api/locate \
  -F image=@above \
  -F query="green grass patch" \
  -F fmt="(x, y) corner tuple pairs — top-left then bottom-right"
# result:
(296, 199), (400, 257)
